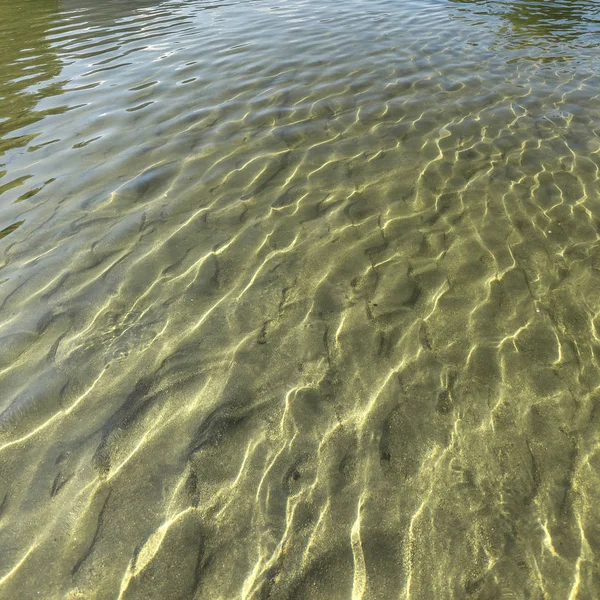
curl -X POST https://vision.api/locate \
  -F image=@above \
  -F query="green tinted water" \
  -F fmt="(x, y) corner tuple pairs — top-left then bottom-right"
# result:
(1, 0), (600, 598)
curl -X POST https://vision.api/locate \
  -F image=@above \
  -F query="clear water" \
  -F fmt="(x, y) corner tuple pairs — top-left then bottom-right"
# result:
(1, 0), (600, 598)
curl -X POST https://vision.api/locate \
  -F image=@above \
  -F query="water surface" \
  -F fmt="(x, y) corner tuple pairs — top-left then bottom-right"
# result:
(1, 0), (600, 598)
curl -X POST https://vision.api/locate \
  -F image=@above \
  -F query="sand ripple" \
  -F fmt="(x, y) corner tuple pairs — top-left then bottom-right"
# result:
(1, 0), (600, 598)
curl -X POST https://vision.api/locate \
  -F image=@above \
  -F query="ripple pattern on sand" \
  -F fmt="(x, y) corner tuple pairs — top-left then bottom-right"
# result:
(1, 0), (600, 598)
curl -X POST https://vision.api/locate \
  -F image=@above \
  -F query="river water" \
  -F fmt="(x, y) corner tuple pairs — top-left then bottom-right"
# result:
(1, 0), (600, 598)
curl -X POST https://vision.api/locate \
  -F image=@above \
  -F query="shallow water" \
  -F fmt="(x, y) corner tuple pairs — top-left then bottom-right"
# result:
(1, 0), (600, 598)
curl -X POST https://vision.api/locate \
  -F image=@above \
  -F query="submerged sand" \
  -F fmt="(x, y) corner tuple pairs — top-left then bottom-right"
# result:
(1, 0), (600, 598)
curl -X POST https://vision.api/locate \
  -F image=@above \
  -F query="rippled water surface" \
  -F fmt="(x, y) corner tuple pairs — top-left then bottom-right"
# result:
(2, 0), (600, 597)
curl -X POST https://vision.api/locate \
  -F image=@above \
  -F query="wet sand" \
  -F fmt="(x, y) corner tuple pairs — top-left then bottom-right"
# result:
(1, 0), (600, 598)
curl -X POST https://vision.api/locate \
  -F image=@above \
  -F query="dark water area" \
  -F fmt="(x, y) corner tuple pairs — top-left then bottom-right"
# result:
(1, 0), (600, 598)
